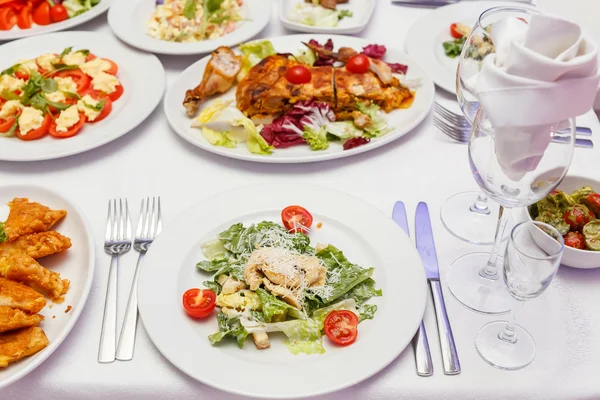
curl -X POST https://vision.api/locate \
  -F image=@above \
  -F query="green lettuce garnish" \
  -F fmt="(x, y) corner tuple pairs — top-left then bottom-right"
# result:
(0, 222), (6, 243)
(356, 102), (393, 138)
(208, 311), (248, 348)
(285, 339), (325, 355)
(237, 40), (276, 80)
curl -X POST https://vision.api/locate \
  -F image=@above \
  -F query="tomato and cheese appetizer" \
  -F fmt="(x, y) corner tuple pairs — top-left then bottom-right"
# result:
(0, 47), (123, 141)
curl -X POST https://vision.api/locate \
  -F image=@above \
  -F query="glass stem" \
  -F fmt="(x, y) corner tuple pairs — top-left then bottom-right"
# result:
(469, 191), (491, 215)
(479, 206), (511, 280)
(499, 300), (522, 344)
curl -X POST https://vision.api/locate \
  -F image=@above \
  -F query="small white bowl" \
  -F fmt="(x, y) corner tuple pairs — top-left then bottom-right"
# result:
(525, 175), (600, 269)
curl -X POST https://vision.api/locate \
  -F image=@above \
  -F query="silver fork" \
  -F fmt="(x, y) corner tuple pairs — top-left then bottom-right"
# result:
(99, 199), (132, 364)
(116, 197), (162, 361)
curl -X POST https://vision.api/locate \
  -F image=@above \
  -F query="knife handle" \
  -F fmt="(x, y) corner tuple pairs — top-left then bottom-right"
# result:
(413, 321), (433, 376)
(430, 280), (461, 375)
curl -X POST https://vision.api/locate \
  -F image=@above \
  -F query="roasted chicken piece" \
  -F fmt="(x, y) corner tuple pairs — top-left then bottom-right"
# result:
(3, 198), (66, 243)
(0, 231), (71, 260)
(217, 274), (246, 295)
(262, 278), (301, 309)
(183, 46), (242, 117)
(0, 326), (49, 368)
(305, 0), (348, 9)
(0, 306), (44, 333)
(0, 277), (46, 314)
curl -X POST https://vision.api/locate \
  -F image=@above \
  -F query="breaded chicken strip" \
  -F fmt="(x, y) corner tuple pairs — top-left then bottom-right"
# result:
(0, 326), (49, 368)
(0, 306), (44, 333)
(0, 277), (46, 314)
(3, 198), (67, 243)
(0, 250), (70, 301)
(0, 232), (72, 259)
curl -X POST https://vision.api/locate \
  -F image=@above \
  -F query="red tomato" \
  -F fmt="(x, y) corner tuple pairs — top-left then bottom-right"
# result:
(0, 7), (17, 31)
(0, 116), (15, 133)
(50, 4), (68, 23)
(16, 113), (51, 140)
(564, 231), (585, 250)
(54, 69), (90, 94)
(86, 97), (113, 123)
(49, 112), (86, 138)
(346, 54), (370, 74)
(450, 23), (463, 39)
(32, 2), (51, 26)
(563, 204), (595, 232)
(582, 193), (600, 217)
(324, 310), (359, 346)
(101, 58), (118, 75)
(16, 4), (32, 29)
(86, 53), (97, 62)
(281, 205), (313, 234)
(107, 84), (123, 101)
(14, 70), (30, 80)
(182, 288), (216, 319)
(286, 65), (311, 85)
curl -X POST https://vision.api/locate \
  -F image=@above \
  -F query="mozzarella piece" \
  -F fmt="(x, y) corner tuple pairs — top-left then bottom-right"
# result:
(0, 75), (25, 93)
(0, 100), (24, 120)
(36, 53), (58, 72)
(77, 95), (101, 122)
(44, 91), (66, 103)
(55, 106), (80, 133)
(55, 77), (77, 93)
(91, 72), (120, 94)
(16, 59), (39, 74)
(18, 107), (44, 135)
(62, 51), (87, 66)
(80, 58), (111, 77)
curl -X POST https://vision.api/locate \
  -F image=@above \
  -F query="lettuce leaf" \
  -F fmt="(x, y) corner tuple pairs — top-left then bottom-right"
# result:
(237, 40), (276, 81)
(201, 239), (227, 259)
(196, 257), (229, 272)
(285, 339), (325, 355)
(231, 116), (273, 155)
(256, 288), (294, 323)
(338, 278), (382, 304)
(241, 318), (322, 341)
(303, 126), (329, 151)
(356, 102), (393, 138)
(0, 222), (5, 244)
(326, 121), (363, 140)
(208, 311), (249, 348)
(203, 280), (222, 295)
(200, 127), (237, 148)
(357, 304), (377, 322)
(312, 298), (357, 324)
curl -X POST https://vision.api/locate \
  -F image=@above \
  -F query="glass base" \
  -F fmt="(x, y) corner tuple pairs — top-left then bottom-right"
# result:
(475, 321), (535, 370)
(447, 253), (512, 314)
(440, 192), (512, 245)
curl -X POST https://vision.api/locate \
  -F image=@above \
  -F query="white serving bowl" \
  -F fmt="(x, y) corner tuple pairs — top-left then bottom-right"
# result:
(525, 175), (600, 269)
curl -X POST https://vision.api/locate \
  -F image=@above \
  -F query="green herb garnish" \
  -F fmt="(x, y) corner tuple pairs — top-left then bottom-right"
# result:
(183, 0), (197, 19)
(443, 36), (466, 58)
(0, 222), (6, 243)
(338, 10), (353, 20)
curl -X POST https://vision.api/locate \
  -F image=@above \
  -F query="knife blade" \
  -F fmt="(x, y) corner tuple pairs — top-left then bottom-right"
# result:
(415, 202), (461, 375)
(392, 201), (433, 377)
(391, 0), (457, 6)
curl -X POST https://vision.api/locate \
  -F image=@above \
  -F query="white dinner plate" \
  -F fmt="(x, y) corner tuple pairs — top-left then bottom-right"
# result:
(279, 0), (375, 34)
(164, 34), (435, 163)
(138, 183), (428, 399)
(0, 185), (95, 389)
(405, 1), (534, 93)
(0, 0), (113, 42)
(108, 0), (271, 55)
(0, 31), (165, 162)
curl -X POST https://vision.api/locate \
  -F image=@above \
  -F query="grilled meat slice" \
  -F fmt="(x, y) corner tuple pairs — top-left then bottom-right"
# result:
(184, 46), (242, 117)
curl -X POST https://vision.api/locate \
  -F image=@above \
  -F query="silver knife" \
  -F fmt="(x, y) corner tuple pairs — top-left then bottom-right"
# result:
(393, 202), (433, 377)
(391, 0), (533, 6)
(415, 202), (461, 375)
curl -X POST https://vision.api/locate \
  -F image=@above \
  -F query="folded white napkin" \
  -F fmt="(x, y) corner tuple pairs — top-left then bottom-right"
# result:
(475, 14), (600, 181)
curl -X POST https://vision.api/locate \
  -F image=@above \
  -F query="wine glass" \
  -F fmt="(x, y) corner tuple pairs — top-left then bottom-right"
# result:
(475, 220), (564, 370)
(446, 107), (575, 314)
(441, 6), (539, 244)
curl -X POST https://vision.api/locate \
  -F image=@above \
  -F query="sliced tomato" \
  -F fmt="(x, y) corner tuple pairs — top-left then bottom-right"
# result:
(16, 113), (51, 140)
(16, 4), (32, 29)
(346, 54), (370, 74)
(0, 7), (17, 31)
(324, 310), (359, 346)
(86, 53), (97, 62)
(450, 23), (463, 39)
(182, 288), (216, 319)
(107, 84), (123, 101)
(14, 70), (30, 80)
(100, 58), (118, 75)
(0, 116), (15, 132)
(48, 112), (86, 138)
(82, 88), (107, 99)
(281, 205), (313, 234)
(86, 97), (112, 123)
(54, 69), (90, 94)
(32, 1), (50, 26)
(50, 4), (68, 22)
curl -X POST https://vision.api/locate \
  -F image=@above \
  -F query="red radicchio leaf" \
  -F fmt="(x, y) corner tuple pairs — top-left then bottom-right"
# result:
(361, 44), (386, 59)
(387, 62), (408, 74)
(343, 137), (370, 150)
(309, 39), (335, 66)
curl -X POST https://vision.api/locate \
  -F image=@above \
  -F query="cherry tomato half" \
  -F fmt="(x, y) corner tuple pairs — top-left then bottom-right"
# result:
(32, 2), (51, 26)
(50, 4), (68, 23)
(0, 7), (17, 31)
(582, 193), (600, 217)
(564, 231), (585, 250)
(281, 205), (313, 234)
(346, 54), (370, 74)
(450, 23), (463, 39)
(286, 65), (311, 85)
(49, 112), (86, 138)
(16, 113), (51, 141)
(324, 310), (359, 346)
(563, 204), (595, 232)
(182, 288), (217, 319)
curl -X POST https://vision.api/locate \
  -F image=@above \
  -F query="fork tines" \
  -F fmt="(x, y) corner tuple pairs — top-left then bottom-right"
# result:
(105, 198), (132, 249)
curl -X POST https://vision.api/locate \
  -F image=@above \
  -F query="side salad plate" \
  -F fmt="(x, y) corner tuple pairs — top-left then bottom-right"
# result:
(108, 0), (271, 55)
(0, 31), (165, 161)
(137, 183), (427, 399)
(279, 0), (375, 34)
(164, 34), (434, 163)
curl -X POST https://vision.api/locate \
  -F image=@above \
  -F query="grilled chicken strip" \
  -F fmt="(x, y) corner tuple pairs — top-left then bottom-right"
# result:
(0, 232), (71, 260)
(3, 198), (66, 243)
(0, 306), (44, 334)
(0, 277), (46, 314)
(0, 326), (49, 368)
(183, 46), (242, 117)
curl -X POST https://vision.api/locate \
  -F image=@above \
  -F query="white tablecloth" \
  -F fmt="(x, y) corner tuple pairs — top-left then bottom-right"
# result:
(3, 1), (600, 399)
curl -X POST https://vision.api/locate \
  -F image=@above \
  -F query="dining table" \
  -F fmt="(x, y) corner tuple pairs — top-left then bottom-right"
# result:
(2, 0), (600, 399)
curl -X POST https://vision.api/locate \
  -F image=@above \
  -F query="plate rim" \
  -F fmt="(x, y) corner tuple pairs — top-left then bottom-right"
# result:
(0, 184), (96, 389)
(278, 0), (375, 34)
(138, 182), (428, 399)
(107, 0), (272, 55)
(0, 30), (166, 162)
(164, 33), (435, 164)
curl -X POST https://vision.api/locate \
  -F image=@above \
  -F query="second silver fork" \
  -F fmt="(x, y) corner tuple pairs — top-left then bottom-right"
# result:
(116, 197), (162, 361)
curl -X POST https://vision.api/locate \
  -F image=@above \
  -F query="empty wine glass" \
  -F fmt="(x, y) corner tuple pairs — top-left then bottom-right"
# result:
(446, 107), (575, 314)
(475, 220), (564, 370)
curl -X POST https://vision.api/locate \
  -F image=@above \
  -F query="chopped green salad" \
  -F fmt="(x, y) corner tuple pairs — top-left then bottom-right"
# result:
(187, 206), (381, 354)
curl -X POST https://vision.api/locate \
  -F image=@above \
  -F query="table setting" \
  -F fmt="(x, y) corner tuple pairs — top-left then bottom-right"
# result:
(1, 0), (600, 399)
